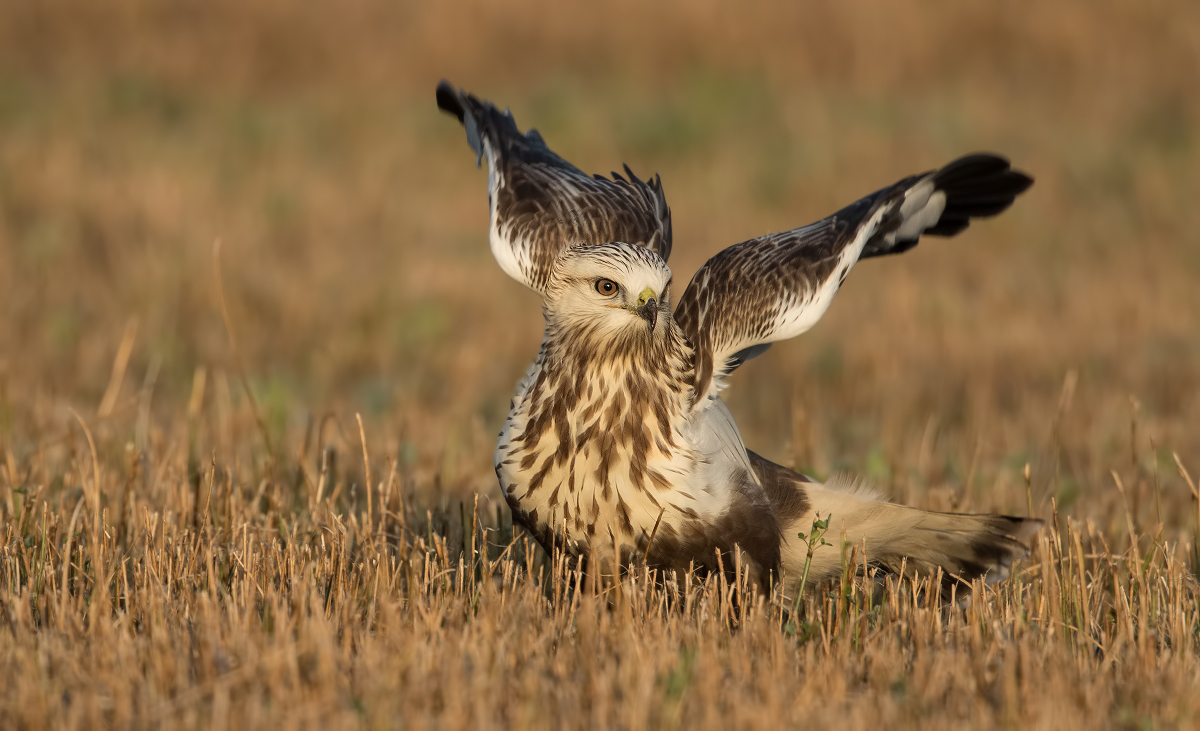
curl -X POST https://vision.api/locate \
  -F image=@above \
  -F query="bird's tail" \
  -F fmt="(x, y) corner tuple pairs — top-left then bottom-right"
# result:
(781, 476), (1042, 594)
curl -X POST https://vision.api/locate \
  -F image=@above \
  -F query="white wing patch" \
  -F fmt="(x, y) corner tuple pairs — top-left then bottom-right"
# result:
(766, 204), (889, 343)
(888, 178), (946, 245)
(489, 219), (536, 289)
(730, 180), (945, 352)
(483, 138), (537, 290)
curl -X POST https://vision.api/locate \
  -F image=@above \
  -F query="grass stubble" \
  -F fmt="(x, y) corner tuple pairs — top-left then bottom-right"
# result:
(1, 402), (1198, 729)
(1, 0), (1200, 728)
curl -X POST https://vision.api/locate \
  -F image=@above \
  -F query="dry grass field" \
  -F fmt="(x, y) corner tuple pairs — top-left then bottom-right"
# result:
(2, 1), (1199, 728)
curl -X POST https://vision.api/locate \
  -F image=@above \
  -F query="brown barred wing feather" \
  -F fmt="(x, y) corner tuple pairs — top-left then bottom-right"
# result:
(675, 154), (1031, 401)
(436, 81), (672, 294)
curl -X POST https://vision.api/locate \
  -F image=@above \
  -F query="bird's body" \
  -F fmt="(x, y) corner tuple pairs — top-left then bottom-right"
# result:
(438, 81), (1042, 591)
(496, 246), (782, 582)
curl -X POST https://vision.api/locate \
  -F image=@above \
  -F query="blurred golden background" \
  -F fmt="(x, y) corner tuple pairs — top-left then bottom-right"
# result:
(1, 0), (1197, 518)
(3, 3), (1200, 727)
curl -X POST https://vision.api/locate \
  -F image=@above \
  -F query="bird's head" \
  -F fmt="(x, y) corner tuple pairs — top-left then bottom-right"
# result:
(544, 242), (672, 345)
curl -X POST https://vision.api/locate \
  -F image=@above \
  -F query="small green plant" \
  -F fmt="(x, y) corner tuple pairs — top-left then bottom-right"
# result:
(784, 513), (832, 636)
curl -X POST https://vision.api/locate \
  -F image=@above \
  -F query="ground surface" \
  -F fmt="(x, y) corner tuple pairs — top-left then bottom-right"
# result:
(1, 1), (1199, 728)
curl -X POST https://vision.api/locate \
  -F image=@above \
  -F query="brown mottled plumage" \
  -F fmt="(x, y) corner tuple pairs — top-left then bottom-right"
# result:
(435, 83), (671, 293)
(438, 81), (1040, 592)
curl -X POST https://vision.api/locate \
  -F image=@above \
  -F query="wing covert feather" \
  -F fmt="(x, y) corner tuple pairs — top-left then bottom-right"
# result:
(676, 155), (1032, 401)
(437, 81), (672, 293)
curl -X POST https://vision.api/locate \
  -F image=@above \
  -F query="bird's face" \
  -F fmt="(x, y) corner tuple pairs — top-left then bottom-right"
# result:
(546, 243), (672, 343)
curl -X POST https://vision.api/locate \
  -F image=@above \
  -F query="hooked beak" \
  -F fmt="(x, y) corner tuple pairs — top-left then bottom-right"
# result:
(631, 286), (660, 331)
(636, 298), (658, 330)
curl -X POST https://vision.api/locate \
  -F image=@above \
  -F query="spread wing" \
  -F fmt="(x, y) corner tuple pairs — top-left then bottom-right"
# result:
(675, 154), (1033, 401)
(436, 81), (672, 294)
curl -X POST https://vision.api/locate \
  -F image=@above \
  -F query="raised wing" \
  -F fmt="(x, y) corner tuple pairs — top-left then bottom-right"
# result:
(675, 154), (1032, 401)
(436, 81), (672, 294)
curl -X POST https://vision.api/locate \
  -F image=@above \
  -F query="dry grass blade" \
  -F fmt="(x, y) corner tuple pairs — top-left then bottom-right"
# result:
(97, 319), (138, 418)
(1176, 453), (1198, 500)
(357, 412), (373, 531)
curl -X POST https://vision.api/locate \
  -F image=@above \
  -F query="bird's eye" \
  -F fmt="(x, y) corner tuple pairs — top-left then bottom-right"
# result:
(594, 279), (618, 296)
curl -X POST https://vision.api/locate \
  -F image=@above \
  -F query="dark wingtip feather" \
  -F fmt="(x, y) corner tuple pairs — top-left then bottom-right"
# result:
(524, 128), (546, 146)
(884, 237), (923, 255)
(1007, 169), (1035, 195)
(435, 80), (465, 122)
(929, 154), (1034, 233)
(923, 218), (970, 237)
(861, 153), (1032, 258)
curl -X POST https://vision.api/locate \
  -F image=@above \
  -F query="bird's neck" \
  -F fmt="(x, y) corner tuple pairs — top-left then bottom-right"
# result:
(535, 319), (695, 416)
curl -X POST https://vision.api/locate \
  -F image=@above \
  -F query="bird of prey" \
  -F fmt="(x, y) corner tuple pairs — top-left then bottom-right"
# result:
(437, 81), (1041, 592)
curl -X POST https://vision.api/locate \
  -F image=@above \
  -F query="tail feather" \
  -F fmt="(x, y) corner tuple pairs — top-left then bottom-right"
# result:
(890, 509), (1041, 584)
(782, 476), (1042, 594)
